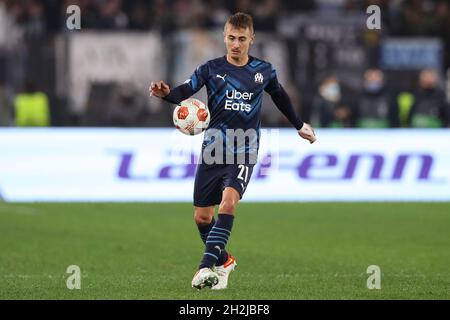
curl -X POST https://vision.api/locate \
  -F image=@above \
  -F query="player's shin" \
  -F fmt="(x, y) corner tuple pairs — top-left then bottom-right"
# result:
(197, 218), (215, 244)
(199, 214), (234, 269)
(196, 218), (229, 266)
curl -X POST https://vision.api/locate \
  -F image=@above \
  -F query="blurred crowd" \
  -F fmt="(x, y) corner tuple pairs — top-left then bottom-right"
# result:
(0, 0), (450, 128)
(1, 0), (450, 35)
(4, 0), (314, 37)
(308, 68), (449, 128)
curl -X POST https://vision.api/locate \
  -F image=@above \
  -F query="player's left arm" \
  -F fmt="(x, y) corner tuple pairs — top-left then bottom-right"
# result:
(265, 66), (317, 144)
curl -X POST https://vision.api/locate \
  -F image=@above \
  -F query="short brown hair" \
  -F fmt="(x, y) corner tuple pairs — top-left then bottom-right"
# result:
(226, 12), (254, 33)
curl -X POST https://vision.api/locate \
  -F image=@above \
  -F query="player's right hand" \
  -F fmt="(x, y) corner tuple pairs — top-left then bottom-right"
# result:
(298, 123), (317, 144)
(149, 81), (170, 98)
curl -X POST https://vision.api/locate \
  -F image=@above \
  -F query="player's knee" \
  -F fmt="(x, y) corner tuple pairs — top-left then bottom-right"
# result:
(219, 200), (237, 214)
(194, 210), (213, 225)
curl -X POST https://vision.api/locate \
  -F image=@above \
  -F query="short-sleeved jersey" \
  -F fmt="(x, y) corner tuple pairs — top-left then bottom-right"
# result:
(186, 55), (280, 162)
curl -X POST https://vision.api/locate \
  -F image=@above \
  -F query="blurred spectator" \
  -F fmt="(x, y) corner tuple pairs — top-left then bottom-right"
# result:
(22, 0), (47, 38)
(13, 80), (50, 127)
(395, 90), (415, 127)
(408, 69), (449, 128)
(0, 82), (13, 126)
(1, 0), (47, 38)
(435, 0), (450, 69)
(394, 0), (438, 36)
(171, 0), (202, 29)
(234, 0), (252, 13)
(126, 0), (150, 30)
(202, 0), (230, 29)
(149, 0), (173, 32)
(95, 0), (128, 30)
(253, 0), (279, 31)
(311, 75), (352, 128)
(0, 0), (23, 49)
(355, 69), (397, 128)
(0, 0), (25, 92)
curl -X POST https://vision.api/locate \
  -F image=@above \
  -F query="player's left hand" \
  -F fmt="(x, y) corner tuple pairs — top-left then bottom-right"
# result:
(298, 123), (317, 144)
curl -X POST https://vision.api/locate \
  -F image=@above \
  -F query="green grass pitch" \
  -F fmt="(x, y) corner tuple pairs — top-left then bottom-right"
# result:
(1, 202), (449, 299)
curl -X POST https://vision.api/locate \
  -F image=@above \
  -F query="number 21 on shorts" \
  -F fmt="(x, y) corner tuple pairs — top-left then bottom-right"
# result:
(237, 165), (249, 183)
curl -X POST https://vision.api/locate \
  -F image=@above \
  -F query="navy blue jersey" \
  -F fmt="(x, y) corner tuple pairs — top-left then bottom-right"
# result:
(186, 56), (281, 158)
(164, 55), (303, 163)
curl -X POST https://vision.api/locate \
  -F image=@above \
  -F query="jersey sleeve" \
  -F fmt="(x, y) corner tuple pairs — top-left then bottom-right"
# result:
(163, 63), (209, 104)
(264, 65), (281, 95)
(186, 62), (209, 94)
(265, 65), (304, 130)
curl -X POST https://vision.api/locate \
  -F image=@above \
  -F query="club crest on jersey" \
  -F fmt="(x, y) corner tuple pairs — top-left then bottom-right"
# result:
(254, 73), (263, 84)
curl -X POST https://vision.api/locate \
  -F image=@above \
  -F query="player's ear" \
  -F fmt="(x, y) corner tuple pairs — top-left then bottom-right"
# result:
(250, 33), (255, 45)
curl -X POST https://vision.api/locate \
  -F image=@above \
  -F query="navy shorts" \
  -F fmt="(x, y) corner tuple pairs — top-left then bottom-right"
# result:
(193, 163), (255, 207)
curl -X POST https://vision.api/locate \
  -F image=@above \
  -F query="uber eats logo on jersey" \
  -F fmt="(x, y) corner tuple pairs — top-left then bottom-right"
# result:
(225, 90), (253, 112)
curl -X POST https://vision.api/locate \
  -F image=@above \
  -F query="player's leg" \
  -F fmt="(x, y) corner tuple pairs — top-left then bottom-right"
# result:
(199, 187), (240, 270)
(210, 163), (255, 289)
(209, 187), (240, 290)
(219, 187), (240, 214)
(194, 206), (215, 244)
(192, 163), (224, 289)
(194, 206), (230, 266)
(200, 163), (256, 270)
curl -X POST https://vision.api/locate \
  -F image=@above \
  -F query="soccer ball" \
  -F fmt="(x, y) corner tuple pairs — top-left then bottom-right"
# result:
(173, 98), (210, 135)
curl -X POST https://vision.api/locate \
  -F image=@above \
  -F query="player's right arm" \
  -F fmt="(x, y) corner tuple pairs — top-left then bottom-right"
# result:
(149, 63), (209, 105)
(149, 80), (193, 104)
(149, 81), (170, 97)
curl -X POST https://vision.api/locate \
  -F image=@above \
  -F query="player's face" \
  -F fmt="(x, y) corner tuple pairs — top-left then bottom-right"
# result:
(223, 24), (254, 61)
